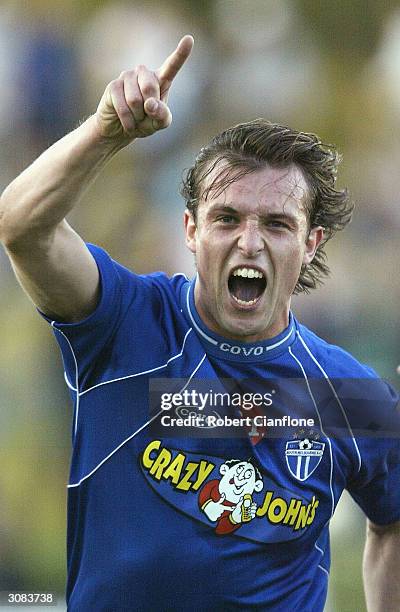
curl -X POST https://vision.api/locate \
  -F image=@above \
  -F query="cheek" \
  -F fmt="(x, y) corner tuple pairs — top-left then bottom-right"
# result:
(219, 480), (231, 497)
(197, 241), (223, 274)
(219, 475), (230, 488)
(245, 479), (254, 491)
(276, 240), (305, 270)
(195, 235), (212, 261)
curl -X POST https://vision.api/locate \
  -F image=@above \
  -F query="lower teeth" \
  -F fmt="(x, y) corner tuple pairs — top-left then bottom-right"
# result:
(232, 295), (257, 306)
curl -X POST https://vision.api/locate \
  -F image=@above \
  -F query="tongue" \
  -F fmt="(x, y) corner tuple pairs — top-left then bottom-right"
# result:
(229, 276), (264, 302)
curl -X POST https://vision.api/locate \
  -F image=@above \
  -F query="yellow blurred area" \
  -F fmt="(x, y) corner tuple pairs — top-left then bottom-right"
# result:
(0, 1), (399, 609)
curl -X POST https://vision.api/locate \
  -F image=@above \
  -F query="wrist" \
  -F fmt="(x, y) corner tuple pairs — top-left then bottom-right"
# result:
(88, 114), (136, 153)
(63, 115), (133, 173)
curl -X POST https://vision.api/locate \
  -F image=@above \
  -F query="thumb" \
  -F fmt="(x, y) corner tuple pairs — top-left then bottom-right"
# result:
(144, 97), (172, 131)
(219, 493), (226, 502)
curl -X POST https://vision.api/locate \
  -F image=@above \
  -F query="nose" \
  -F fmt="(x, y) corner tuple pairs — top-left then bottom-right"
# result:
(237, 220), (264, 257)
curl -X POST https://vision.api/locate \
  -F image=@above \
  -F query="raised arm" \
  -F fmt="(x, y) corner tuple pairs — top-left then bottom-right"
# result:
(0, 35), (194, 322)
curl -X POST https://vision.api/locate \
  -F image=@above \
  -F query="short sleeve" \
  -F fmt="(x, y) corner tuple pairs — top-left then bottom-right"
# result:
(39, 243), (138, 392)
(347, 382), (400, 525)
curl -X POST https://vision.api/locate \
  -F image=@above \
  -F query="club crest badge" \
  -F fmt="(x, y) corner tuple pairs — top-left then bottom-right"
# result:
(285, 438), (325, 482)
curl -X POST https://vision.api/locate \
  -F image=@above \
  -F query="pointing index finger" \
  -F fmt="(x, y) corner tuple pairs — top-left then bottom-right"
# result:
(157, 35), (194, 96)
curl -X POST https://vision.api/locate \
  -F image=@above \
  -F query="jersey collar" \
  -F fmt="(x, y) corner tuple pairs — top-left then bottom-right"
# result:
(181, 276), (296, 362)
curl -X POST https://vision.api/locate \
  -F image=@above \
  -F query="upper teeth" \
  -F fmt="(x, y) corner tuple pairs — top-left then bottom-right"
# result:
(232, 267), (264, 279)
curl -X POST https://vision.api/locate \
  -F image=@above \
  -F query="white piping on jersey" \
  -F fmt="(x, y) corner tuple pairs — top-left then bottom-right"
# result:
(52, 322), (80, 437)
(67, 352), (207, 488)
(67, 409), (163, 488)
(314, 543), (324, 556)
(177, 352), (207, 393)
(289, 346), (335, 519)
(260, 326), (294, 352)
(186, 286), (218, 346)
(172, 272), (189, 281)
(77, 327), (193, 397)
(317, 564), (329, 577)
(296, 331), (362, 474)
(64, 371), (76, 392)
(186, 285), (294, 352)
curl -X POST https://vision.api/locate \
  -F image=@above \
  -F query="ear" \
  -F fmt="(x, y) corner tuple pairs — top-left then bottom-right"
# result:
(184, 210), (197, 254)
(254, 480), (263, 492)
(220, 464), (228, 476)
(302, 226), (324, 265)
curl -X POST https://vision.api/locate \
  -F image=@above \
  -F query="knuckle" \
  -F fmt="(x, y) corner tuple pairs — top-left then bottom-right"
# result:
(127, 96), (143, 109)
(140, 82), (156, 96)
(120, 69), (136, 80)
(116, 104), (130, 117)
(109, 79), (121, 92)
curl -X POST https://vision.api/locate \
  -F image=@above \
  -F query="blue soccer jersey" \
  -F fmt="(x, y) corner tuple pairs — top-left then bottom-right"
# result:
(42, 244), (400, 611)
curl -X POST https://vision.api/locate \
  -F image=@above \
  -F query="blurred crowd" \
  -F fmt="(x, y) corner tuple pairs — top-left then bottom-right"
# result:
(1, 0), (399, 609)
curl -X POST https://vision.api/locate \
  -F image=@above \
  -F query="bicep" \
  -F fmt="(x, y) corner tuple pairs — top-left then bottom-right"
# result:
(4, 220), (100, 322)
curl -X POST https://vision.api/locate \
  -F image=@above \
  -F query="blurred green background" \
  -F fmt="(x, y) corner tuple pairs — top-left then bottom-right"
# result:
(0, 0), (399, 610)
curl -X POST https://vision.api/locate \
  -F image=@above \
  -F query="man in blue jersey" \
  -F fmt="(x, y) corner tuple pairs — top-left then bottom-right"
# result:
(1, 35), (399, 611)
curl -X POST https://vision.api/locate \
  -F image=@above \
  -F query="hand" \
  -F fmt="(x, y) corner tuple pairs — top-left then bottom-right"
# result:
(203, 494), (228, 522)
(95, 35), (194, 143)
(231, 497), (257, 524)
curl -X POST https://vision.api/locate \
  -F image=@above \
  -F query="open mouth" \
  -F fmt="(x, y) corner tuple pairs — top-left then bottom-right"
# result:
(229, 478), (244, 493)
(228, 267), (266, 306)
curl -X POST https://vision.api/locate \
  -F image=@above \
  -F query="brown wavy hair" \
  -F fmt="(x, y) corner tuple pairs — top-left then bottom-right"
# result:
(181, 119), (353, 294)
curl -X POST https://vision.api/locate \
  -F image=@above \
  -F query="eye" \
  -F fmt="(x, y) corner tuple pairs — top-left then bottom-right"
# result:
(236, 465), (244, 475)
(267, 220), (290, 229)
(216, 215), (238, 224)
(244, 469), (252, 479)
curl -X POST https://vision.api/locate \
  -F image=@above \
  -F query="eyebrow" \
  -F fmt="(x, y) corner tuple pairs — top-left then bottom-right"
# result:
(207, 204), (238, 215)
(207, 203), (300, 225)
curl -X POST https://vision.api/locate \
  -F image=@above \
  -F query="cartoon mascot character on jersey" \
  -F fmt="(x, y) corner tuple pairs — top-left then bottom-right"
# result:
(198, 459), (263, 534)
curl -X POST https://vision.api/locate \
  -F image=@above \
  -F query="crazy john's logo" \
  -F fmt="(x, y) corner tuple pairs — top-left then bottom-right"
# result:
(199, 459), (263, 534)
(140, 441), (320, 542)
(141, 439), (214, 492)
(285, 438), (325, 482)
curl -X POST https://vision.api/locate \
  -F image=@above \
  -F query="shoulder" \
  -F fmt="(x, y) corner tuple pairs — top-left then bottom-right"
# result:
(87, 242), (189, 299)
(145, 271), (190, 294)
(295, 321), (399, 435)
(295, 321), (378, 379)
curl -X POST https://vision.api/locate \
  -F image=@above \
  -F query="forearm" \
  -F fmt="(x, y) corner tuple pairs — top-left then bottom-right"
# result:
(0, 115), (127, 246)
(0, 35), (193, 252)
(0, 36), (192, 322)
(363, 521), (400, 611)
